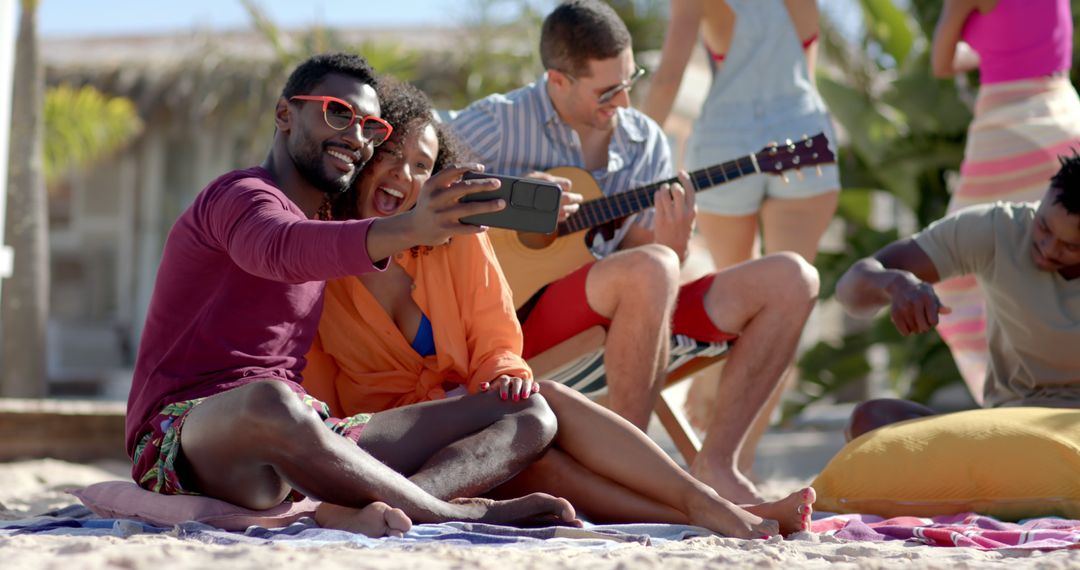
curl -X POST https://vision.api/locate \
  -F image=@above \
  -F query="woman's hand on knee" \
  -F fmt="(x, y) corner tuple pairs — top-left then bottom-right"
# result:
(480, 375), (540, 402)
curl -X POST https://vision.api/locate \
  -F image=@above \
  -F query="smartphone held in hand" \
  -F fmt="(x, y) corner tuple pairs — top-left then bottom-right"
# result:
(459, 171), (562, 234)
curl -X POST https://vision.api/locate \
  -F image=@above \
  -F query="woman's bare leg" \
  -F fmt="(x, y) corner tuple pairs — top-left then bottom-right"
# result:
(759, 191), (840, 263)
(497, 447), (816, 536)
(491, 447), (686, 524)
(357, 391), (557, 499)
(498, 381), (817, 537)
(696, 212), (759, 270)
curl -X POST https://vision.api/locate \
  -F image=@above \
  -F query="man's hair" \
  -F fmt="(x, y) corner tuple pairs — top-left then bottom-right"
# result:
(540, 0), (632, 76)
(281, 52), (378, 99)
(331, 78), (462, 223)
(1049, 151), (1080, 218)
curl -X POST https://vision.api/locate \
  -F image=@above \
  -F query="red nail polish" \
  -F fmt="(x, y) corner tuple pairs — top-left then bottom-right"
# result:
(501, 393), (507, 401)
(513, 394), (519, 401)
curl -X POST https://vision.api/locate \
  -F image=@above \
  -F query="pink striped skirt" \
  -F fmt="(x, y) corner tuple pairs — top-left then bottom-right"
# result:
(935, 75), (1080, 402)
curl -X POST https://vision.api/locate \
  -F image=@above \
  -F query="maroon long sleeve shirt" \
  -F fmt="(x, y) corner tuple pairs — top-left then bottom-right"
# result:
(125, 167), (384, 457)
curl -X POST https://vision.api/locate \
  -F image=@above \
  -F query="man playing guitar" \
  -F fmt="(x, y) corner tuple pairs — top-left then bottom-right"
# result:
(451, 0), (821, 503)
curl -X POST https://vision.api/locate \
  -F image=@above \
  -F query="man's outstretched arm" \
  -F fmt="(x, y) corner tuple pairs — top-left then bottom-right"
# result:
(836, 238), (950, 336)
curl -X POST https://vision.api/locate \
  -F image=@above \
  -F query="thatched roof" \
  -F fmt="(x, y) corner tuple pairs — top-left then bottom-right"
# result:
(41, 27), (465, 123)
(41, 24), (544, 125)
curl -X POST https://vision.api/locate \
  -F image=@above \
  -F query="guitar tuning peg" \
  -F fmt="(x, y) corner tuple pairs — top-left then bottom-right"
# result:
(781, 173), (789, 184)
(815, 165), (823, 177)
(785, 138), (794, 151)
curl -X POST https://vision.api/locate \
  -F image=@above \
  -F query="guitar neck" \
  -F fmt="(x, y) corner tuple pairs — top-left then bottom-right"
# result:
(557, 154), (761, 236)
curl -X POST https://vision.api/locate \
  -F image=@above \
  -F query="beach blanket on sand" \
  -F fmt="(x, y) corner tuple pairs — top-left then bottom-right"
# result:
(812, 512), (1080, 550)
(0, 504), (710, 549)
(9, 505), (1080, 551)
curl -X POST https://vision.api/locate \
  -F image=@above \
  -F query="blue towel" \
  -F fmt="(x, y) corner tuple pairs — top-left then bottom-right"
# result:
(0, 504), (714, 549)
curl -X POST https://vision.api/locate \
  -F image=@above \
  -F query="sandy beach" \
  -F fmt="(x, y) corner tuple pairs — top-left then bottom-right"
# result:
(3, 458), (1080, 570)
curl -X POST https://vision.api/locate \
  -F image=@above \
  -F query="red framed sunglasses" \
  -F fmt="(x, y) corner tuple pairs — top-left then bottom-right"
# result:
(290, 95), (394, 146)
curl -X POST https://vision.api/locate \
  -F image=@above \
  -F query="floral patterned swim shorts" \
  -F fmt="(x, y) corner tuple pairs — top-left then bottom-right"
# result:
(132, 384), (372, 496)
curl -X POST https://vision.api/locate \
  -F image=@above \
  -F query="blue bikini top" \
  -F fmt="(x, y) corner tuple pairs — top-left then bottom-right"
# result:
(410, 313), (436, 357)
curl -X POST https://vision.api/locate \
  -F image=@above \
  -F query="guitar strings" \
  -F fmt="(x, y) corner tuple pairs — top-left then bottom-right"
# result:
(563, 156), (755, 234)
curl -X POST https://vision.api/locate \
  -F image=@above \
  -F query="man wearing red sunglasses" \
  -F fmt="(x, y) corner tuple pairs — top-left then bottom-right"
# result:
(125, 52), (577, 536)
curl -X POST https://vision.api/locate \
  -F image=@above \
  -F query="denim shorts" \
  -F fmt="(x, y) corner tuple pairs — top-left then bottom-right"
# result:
(686, 107), (841, 216)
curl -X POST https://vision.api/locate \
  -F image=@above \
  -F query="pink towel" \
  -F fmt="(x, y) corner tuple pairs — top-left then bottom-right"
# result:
(812, 512), (1080, 550)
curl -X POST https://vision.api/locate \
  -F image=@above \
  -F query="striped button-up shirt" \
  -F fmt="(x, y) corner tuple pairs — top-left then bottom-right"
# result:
(450, 75), (673, 256)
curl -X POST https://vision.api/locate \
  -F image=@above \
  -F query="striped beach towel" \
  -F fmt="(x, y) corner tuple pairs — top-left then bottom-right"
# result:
(934, 75), (1080, 400)
(813, 512), (1080, 550)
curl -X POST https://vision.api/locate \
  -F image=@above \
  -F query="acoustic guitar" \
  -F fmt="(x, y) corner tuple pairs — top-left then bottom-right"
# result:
(488, 133), (837, 309)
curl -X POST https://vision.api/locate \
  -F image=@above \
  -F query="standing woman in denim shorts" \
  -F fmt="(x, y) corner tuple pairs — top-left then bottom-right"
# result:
(644, 0), (841, 269)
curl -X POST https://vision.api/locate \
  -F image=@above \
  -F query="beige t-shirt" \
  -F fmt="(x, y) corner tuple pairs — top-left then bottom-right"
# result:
(914, 202), (1080, 407)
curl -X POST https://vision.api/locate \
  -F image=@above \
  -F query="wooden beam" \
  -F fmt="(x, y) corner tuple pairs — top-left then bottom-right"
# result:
(0, 398), (126, 461)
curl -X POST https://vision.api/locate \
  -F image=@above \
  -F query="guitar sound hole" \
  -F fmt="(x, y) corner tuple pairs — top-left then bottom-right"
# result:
(517, 232), (557, 250)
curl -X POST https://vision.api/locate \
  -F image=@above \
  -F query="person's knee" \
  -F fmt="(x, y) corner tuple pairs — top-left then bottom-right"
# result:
(512, 393), (559, 455)
(703, 252), (818, 329)
(724, 253), (817, 316)
(614, 245), (680, 302)
(766, 252), (820, 301)
(537, 380), (590, 410)
(538, 379), (574, 399)
(234, 381), (316, 442)
(587, 245), (679, 318)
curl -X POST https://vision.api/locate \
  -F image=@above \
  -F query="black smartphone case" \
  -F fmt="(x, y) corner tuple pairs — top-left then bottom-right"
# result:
(459, 172), (562, 234)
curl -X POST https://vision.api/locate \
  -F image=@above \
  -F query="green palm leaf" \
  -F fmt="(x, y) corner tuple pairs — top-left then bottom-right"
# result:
(857, 0), (915, 65)
(43, 85), (141, 183)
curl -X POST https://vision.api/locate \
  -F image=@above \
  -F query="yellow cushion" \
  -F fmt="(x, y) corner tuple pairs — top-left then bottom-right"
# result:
(812, 407), (1080, 520)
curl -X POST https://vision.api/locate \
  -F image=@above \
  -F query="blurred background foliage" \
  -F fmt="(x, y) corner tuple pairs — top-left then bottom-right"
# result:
(43, 85), (142, 183)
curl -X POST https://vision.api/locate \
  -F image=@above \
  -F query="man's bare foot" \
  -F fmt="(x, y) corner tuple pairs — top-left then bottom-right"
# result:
(743, 487), (816, 537)
(315, 501), (412, 537)
(690, 459), (764, 504)
(451, 493), (582, 527)
(684, 487), (778, 539)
